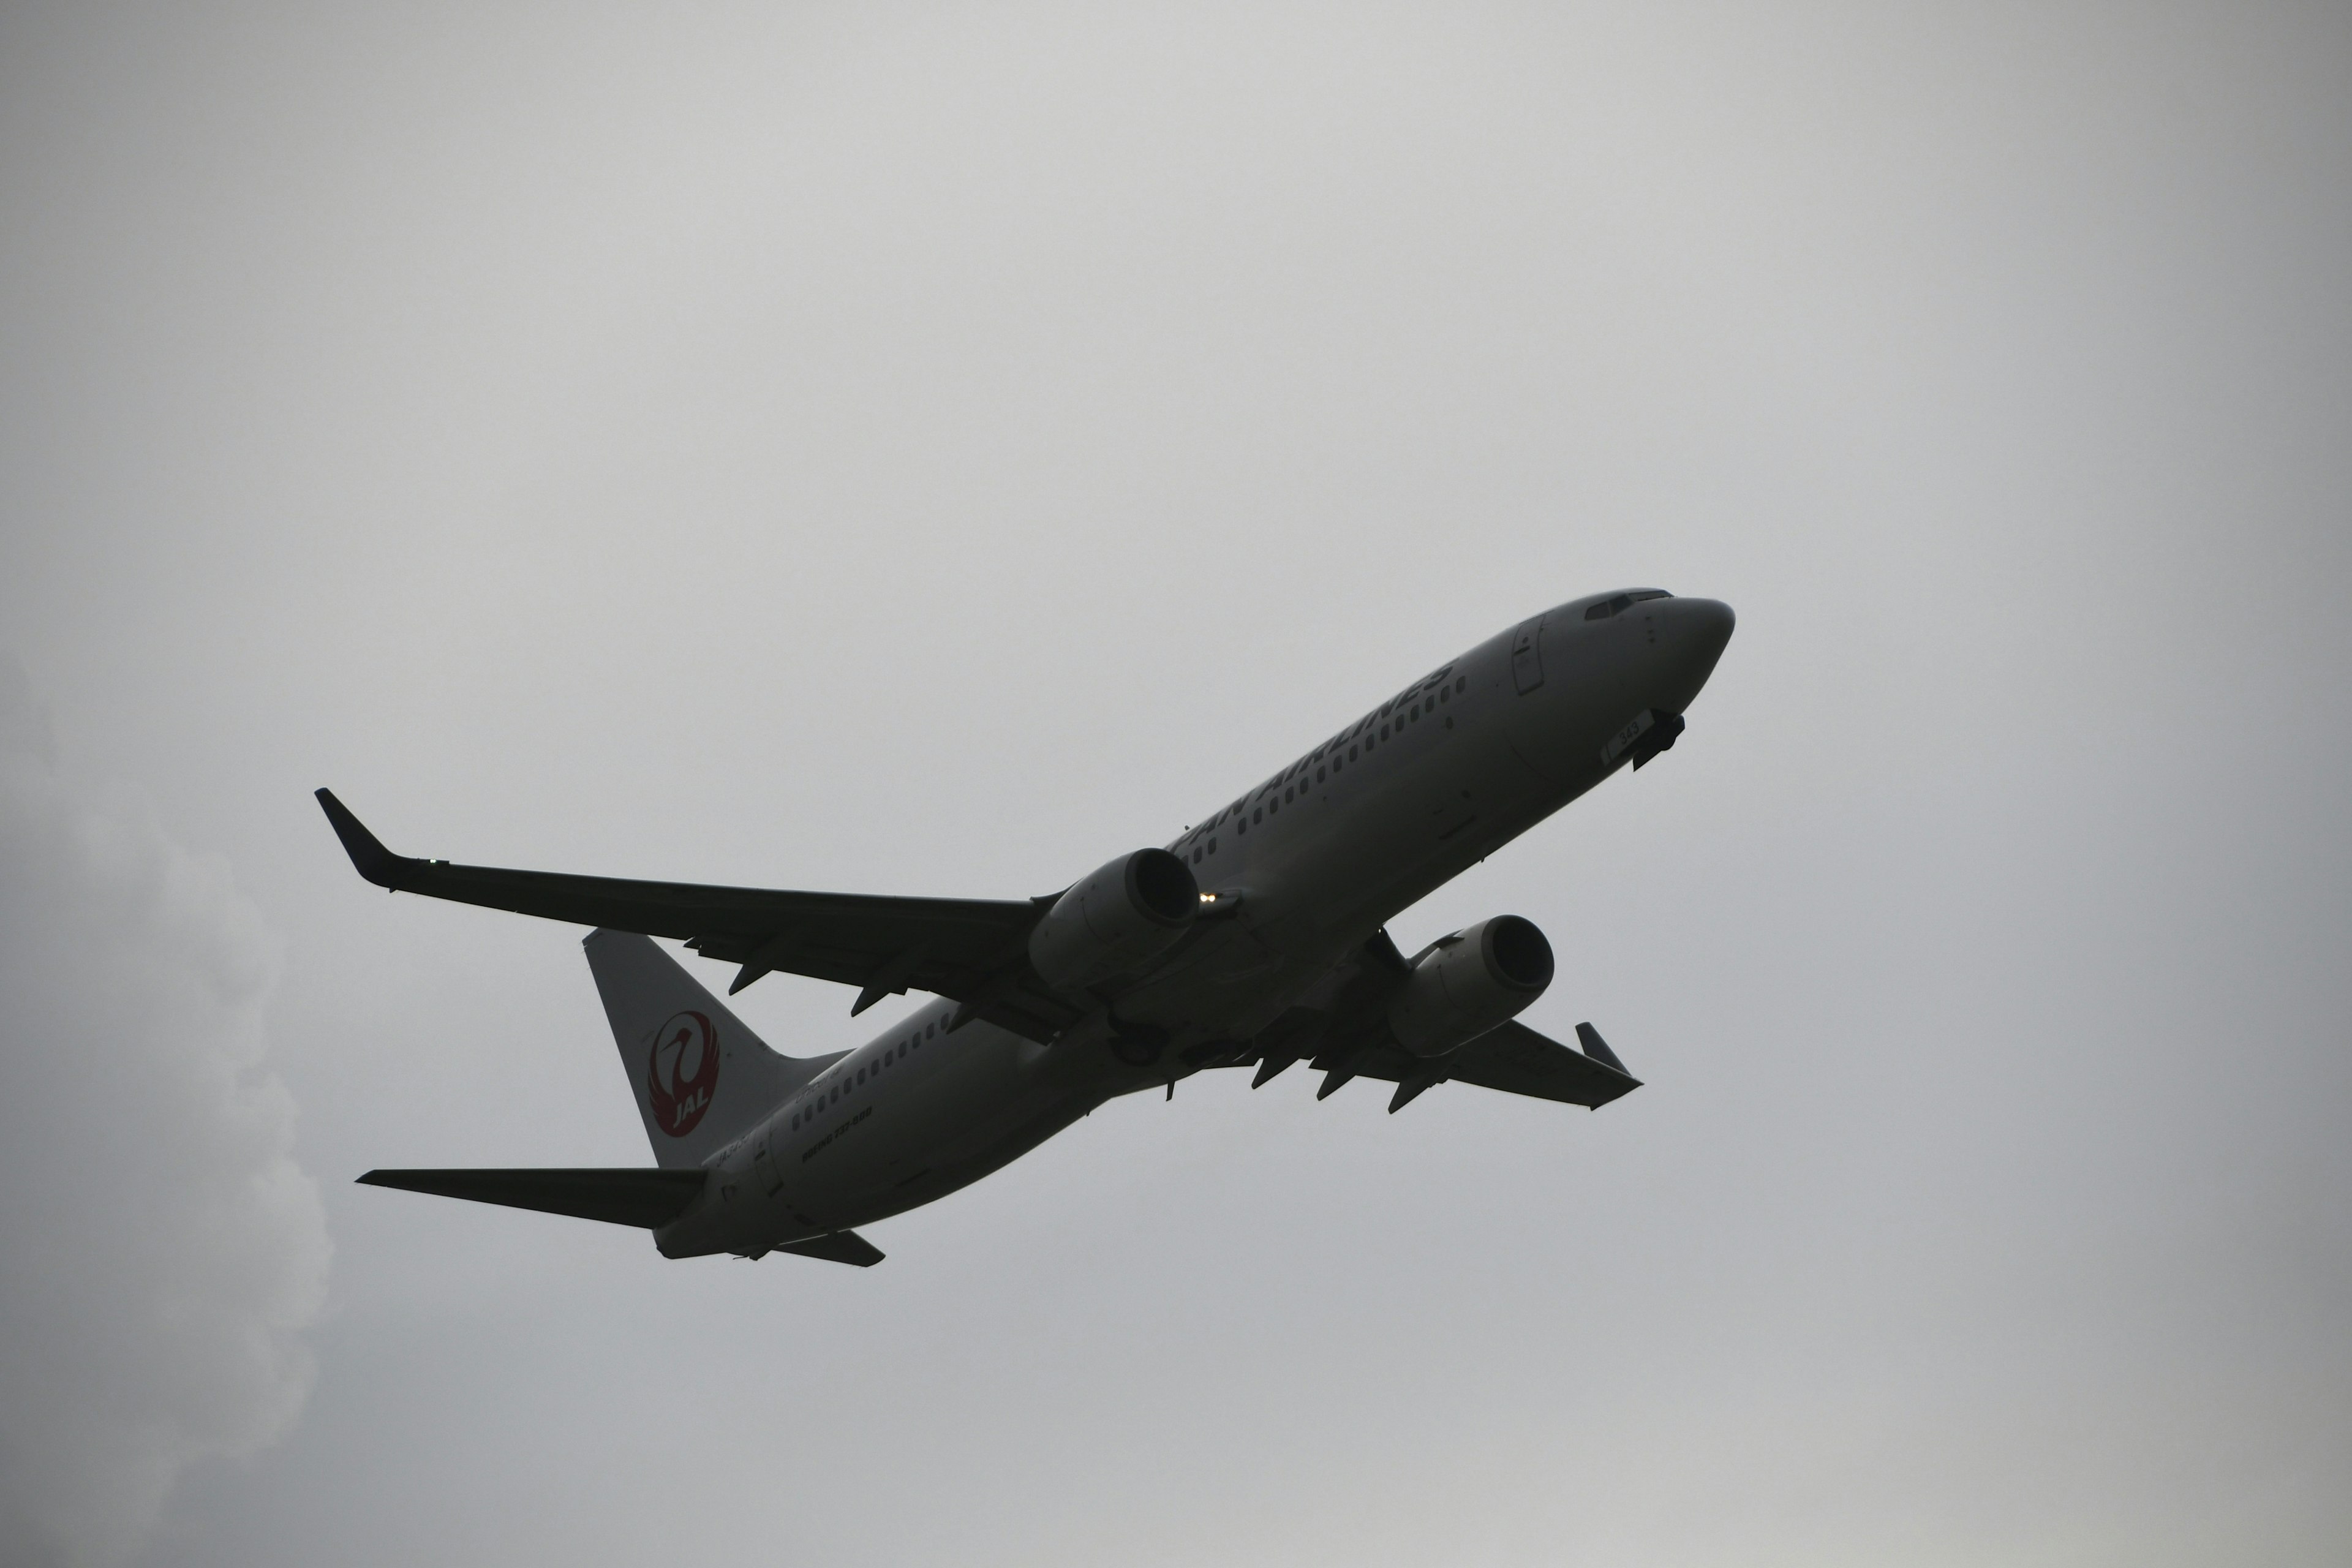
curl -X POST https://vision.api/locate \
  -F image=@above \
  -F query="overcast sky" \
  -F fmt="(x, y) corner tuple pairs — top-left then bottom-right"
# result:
(2, 4), (2348, 1565)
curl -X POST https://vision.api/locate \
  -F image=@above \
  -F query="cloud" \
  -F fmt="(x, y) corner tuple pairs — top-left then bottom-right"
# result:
(0, 658), (328, 1568)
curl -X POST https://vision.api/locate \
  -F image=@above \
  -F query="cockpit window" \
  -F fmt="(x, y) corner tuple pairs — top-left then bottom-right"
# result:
(1584, 589), (1672, 621)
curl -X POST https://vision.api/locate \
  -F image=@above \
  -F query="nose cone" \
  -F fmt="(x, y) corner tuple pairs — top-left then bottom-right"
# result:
(1655, 597), (1735, 710)
(1674, 597), (1736, 658)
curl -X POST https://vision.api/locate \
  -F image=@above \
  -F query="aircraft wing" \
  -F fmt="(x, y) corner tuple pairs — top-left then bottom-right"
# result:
(1250, 931), (1642, 1112)
(316, 790), (1082, 1041)
(1439, 1020), (1643, 1107)
(1317, 1020), (1640, 1110)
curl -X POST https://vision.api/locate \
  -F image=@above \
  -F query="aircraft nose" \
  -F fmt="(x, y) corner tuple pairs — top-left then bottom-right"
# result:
(1673, 597), (1735, 658)
(1654, 597), (1735, 706)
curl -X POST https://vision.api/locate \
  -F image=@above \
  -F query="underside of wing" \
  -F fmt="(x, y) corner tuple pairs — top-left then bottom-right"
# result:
(1417, 1019), (1642, 1107)
(316, 789), (1084, 1041)
(1305, 1020), (1640, 1109)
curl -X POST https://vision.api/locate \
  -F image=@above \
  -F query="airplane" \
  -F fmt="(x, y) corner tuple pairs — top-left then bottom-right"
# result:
(322, 589), (1734, 1267)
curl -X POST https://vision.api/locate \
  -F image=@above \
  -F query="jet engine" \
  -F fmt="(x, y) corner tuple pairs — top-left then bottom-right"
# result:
(1028, 848), (1200, 991)
(1388, 915), (1554, 1055)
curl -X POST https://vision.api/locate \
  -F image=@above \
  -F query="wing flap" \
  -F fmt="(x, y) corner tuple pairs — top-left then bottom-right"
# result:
(357, 1167), (707, 1229)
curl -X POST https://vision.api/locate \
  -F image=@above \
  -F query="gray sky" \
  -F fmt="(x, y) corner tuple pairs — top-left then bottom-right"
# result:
(2, 3), (2347, 1564)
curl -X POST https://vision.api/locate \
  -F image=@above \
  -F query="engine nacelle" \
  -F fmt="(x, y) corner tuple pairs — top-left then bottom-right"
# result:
(1388, 915), (1554, 1056)
(1028, 848), (1200, 992)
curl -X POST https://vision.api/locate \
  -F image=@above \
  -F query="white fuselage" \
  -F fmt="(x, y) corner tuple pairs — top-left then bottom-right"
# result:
(658, 591), (1733, 1257)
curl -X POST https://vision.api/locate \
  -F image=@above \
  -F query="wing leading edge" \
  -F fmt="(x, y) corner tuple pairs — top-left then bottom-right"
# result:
(315, 789), (1083, 1041)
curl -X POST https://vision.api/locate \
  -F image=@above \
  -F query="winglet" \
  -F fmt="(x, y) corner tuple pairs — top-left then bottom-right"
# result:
(314, 788), (415, 889)
(1574, 1022), (1628, 1074)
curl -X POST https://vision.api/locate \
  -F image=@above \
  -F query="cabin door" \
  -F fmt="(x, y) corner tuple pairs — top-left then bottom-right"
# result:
(1510, 616), (1546, 695)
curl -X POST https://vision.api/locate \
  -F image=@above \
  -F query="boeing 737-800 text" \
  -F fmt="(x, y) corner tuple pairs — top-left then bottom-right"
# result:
(322, 589), (1733, 1266)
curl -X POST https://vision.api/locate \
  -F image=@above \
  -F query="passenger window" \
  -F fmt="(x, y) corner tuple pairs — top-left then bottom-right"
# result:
(1349, 745), (1358, 760)
(1316, 767), (1325, 782)
(1380, 724), (1389, 740)
(1253, 807), (1263, 824)
(1456, 676), (1467, 693)
(1208, 837), (1217, 853)
(1439, 687), (1449, 704)
(1192, 848), (1202, 863)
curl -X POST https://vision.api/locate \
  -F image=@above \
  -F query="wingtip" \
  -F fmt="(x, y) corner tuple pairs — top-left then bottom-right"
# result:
(314, 788), (411, 889)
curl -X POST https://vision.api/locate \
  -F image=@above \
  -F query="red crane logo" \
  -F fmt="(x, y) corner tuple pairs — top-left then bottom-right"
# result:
(647, 1011), (720, 1137)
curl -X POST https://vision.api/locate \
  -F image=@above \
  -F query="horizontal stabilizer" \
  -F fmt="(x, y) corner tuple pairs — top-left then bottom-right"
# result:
(358, 1167), (706, 1229)
(774, 1230), (885, 1267)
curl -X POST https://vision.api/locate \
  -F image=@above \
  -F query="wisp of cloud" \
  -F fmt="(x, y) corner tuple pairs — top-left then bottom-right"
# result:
(0, 660), (328, 1568)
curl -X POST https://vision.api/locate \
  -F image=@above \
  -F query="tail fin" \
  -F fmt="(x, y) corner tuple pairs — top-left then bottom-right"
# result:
(584, 930), (834, 1170)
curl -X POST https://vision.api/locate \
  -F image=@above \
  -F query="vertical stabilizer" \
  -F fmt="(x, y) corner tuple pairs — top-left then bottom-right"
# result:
(583, 930), (831, 1170)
